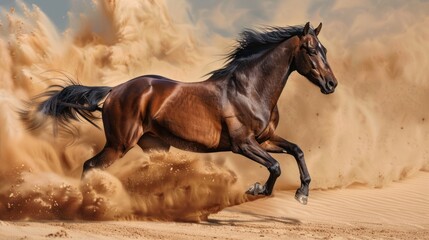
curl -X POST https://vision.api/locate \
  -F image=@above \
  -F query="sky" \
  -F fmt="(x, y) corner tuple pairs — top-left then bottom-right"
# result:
(2, 0), (425, 41)
(0, 0), (375, 36)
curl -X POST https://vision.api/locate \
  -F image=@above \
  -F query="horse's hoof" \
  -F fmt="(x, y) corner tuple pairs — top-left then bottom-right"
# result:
(295, 192), (308, 205)
(246, 182), (266, 195)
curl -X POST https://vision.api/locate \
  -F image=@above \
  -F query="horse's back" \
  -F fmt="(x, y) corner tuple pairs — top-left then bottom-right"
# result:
(112, 75), (177, 94)
(106, 75), (178, 109)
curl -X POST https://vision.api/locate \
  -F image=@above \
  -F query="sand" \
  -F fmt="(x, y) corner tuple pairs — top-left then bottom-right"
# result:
(1, 171), (427, 239)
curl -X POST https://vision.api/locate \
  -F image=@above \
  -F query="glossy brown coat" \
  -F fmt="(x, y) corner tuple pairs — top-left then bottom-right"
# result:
(28, 22), (337, 204)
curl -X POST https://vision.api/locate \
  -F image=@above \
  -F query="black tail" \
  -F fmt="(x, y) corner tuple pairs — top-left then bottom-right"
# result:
(23, 83), (112, 131)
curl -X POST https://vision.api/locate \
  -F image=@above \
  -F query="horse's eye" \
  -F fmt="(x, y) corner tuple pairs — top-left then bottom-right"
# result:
(308, 49), (317, 56)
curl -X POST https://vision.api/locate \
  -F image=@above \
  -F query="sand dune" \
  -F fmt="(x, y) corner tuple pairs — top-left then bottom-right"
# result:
(233, 171), (429, 229)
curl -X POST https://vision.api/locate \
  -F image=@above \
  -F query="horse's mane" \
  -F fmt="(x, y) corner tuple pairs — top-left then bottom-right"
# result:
(208, 25), (306, 80)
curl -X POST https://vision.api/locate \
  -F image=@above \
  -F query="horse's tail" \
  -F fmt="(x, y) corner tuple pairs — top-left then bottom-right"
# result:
(21, 83), (112, 131)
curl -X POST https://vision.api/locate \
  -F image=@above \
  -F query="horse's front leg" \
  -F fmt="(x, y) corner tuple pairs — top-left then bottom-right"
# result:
(232, 137), (281, 196)
(261, 135), (311, 205)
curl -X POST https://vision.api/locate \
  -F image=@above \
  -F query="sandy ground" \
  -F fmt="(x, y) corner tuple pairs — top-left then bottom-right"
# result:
(1, 171), (427, 240)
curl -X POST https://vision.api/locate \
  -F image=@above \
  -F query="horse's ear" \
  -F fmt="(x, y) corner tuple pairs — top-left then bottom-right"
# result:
(314, 22), (322, 36)
(303, 22), (311, 36)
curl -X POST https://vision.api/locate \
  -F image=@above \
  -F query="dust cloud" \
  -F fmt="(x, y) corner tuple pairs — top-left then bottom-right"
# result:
(0, 0), (428, 221)
(0, 0), (250, 221)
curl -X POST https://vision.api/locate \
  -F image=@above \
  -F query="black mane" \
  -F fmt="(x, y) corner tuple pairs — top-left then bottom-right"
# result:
(208, 25), (306, 80)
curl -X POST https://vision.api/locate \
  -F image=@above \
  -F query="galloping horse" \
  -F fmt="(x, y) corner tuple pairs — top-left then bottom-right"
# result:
(26, 22), (337, 204)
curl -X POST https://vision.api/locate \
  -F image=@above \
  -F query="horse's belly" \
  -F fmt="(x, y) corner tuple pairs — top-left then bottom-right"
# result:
(171, 138), (230, 153)
(151, 126), (230, 153)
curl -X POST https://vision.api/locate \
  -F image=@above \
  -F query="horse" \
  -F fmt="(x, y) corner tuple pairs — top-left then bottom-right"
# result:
(25, 22), (337, 205)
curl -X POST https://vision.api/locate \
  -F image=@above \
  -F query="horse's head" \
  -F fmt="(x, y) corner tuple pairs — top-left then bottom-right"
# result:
(295, 22), (338, 94)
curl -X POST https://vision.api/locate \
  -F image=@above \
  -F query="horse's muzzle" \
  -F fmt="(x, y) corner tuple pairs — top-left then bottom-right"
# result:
(321, 77), (337, 94)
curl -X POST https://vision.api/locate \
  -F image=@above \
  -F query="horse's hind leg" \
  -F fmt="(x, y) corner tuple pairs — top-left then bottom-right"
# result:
(82, 98), (145, 177)
(82, 131), (143, 178)
(138, 134), (170, 153)
(82, 133), (165, 177)
(82, 146), (122, 175)
(262, 135), (311, 205)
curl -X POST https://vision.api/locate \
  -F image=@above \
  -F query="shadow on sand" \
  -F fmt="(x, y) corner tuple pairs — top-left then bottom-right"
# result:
(204, 210), (301, 226)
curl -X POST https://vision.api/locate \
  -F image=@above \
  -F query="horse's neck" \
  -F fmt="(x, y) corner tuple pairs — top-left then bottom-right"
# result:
(234, 37), (298, 109)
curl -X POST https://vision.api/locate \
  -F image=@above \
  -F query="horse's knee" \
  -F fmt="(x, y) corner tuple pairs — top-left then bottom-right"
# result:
(290, 145), (304, 159)
(269, 162), (281, 177)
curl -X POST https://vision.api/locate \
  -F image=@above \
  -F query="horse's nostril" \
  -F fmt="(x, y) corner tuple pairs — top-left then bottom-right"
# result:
(327, 79), (335, 88)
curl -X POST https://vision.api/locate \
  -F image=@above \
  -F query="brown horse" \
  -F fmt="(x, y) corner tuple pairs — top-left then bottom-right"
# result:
(26, 22), (337, 205)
